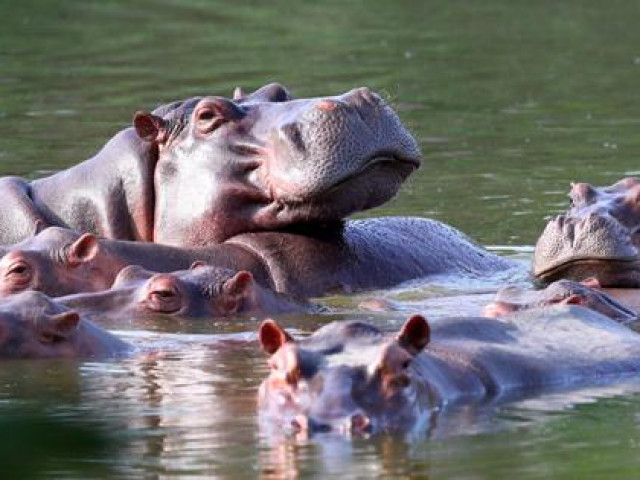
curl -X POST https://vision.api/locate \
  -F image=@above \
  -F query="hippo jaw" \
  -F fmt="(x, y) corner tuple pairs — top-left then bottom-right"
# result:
(533, 213), (640, 286)
(258, 316), (431, 436)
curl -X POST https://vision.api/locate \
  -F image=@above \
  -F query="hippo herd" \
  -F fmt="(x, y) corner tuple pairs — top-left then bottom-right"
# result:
(2, 83), (640, 435)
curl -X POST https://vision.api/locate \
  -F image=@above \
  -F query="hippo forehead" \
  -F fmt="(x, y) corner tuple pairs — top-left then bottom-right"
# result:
(174, 266), (237, 297)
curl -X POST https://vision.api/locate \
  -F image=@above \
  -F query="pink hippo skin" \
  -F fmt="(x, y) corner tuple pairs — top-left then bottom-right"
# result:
(0, 291), (130, 359)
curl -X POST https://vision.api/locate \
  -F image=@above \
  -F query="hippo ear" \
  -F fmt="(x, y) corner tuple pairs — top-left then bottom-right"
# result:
(232, 86), (246, 101)
(396, 315), (430, 356)
(67, 233), (99, 267)
(133, 111), (168, 144)
(259, 318), (294, 355)
(223, 271), (254, 297)
(246, 83), (291, 103)
(38, 311), (81, 343)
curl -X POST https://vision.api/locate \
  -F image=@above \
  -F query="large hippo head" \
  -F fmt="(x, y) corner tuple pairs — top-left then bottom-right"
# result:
(134, 83), (422, 245)
(534, 178), (640, 286)
(258, 315), (430, 435)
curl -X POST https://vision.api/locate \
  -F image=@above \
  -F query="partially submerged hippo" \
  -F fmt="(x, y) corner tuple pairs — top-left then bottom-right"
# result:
(482, 279), (639, 324)
(0, 219), (518, 298)
(258, 308), (640, 434)
(58, 264), (315, 319)
(534, 178), (640, 286)
(0, 291), (130, 359)
(0, 84), (420, 246)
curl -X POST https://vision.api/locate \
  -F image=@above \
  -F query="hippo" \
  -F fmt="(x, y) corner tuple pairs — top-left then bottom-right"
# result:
(482, 279), (639, 324)
(534, 177), (640, 286)
(57, 264), (316, 320)
(258, 308), (640, 435)
(0, 291), (130, 359)
(0, 84), (420, 246)
(0, 219), (518, 299)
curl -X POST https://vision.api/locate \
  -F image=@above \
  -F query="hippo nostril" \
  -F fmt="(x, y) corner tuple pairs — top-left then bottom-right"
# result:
(348, 412), (371, 432)
(315, 99), (340, 112)
(291, 414), (309, 432)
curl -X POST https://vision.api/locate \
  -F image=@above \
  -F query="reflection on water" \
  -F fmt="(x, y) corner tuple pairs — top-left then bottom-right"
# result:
(3, 0), (640, 477)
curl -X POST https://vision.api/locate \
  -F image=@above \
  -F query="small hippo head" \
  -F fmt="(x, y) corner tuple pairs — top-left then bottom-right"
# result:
(257, 315), (430, 435)
(483, 279), (639, 325)
(134, 83), (422, 245)
(110, 263), (259, 317)
(534, 178), (640, 286)
(0, 229), (108, 297)
(0, 291), (85, 358)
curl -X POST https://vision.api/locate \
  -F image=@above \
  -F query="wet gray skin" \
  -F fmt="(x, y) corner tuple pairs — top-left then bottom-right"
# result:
(483, 279), (639, 325)
(0, 83), (421, 246)
(57, 264), (315, 320)
(534, 177), (640, 286)
(258, 308), (640, 436)
(0, 291), (130, 359)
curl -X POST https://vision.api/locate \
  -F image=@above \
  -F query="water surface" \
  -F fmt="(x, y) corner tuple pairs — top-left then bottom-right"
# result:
(2, 0), (640, 477)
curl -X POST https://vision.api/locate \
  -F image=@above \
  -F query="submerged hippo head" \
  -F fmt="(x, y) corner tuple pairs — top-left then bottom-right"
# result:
(66, 263), (275, 318)
(0, 228), (109, 297)
(134, 83), (422, 245)
(534, 178), (640, 286)
(0, 291), (127, 358)
(258, 315), (430, 435)
(483, 279), (639, 324)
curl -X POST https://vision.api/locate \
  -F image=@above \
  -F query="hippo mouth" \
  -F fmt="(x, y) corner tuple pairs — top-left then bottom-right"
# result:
(266, 151), (420, 203)
(325, 153), (420, 194)
(534, 256), (640, 285)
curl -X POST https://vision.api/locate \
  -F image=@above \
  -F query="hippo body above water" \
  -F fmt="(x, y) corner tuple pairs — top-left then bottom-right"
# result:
(258, 307), (640, 434)
(0, 218), (518, 299)
(0, 84), (420, 246)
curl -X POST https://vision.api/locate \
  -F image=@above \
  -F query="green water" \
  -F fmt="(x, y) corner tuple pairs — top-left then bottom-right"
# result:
(2, 0), (640, 477)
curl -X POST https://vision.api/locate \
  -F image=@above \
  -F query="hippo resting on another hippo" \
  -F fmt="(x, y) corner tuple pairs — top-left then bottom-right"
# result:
(258, 307), (640, 435)
(0, 291), (130, 359)
(0, 84), (420, 246)
(534, 177), (640, 287)
(0, 221), (517, 299)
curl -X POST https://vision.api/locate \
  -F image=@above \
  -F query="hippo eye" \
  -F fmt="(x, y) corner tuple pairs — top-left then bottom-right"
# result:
(6, 262), (29, 276)
(401, 360), (411, 370)
(195, 107), (226, 134)
(39, 332), (64, 344)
